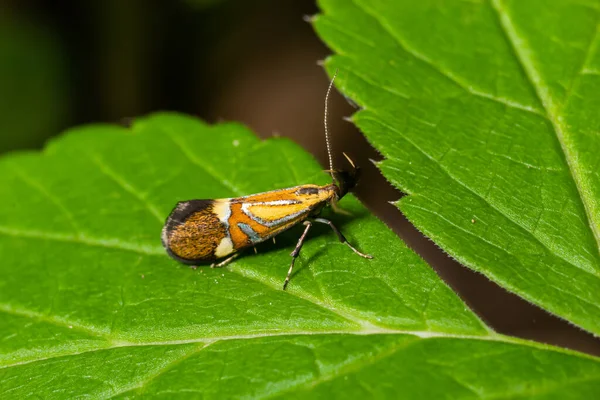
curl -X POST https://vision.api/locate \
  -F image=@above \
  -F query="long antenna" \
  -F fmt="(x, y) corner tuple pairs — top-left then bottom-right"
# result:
(324, 68), (338, 181)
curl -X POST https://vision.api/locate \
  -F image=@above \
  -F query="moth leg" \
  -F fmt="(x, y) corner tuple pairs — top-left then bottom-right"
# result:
(313, 217), (373, 259)
(210, 253), (239, 268)
(283, 220), (312, 290)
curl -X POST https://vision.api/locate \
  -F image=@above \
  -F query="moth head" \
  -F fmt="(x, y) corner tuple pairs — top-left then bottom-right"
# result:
(332, 152), (360, 198)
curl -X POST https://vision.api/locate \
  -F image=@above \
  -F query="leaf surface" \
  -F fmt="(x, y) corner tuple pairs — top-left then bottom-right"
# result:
(0, 114), (598, 398)
(314, 0), (600, 335)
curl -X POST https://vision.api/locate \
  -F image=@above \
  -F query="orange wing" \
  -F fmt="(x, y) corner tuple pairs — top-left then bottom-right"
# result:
(226, 184), (336, 250)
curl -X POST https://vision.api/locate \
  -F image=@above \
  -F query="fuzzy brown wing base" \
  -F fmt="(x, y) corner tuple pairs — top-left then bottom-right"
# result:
(161, 200), (227, 264)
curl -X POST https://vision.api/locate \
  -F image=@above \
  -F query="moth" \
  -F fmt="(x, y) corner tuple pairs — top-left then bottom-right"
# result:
(161, 70), (372, 289)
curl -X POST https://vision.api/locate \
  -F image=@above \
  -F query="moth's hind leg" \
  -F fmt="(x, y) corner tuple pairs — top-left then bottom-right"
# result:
(312, 217), (373, 259)
(210, 253), (239, 268)
(283, 220), (313, 290)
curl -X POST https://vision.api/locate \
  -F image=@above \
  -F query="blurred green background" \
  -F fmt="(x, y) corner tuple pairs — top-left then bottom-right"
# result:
(2, 0), (599, 356)
(0, 0), (336, 155)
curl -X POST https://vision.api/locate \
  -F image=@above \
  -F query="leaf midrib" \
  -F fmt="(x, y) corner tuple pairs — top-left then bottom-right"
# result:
(4, 329), (599, 400)
(489, 0), (600, 257)
(5, 328), (598, 372)
(0, 330), (463, 371)
(346, 0), (600, 262)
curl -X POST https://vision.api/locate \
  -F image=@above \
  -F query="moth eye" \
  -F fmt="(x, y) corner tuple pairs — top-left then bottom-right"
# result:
(297, 187), (319, 195)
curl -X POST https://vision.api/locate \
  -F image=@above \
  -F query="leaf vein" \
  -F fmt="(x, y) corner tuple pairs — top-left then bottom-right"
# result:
(264, 337), (421, 398)
(0, 330), (476, 371)
(483, 373), (600, 399)
(164, 129), (244, 196)
(368, 114), (600, 279)
(406, 202), (600, 314)
(489, 0), (600, 258)
(558, 16), (600, 114)
(0, 225), (163, 256)
(229, 265), (382, 330)
(349, 0), (546, 118)
(103, 342), (212, 399)
(8, 163), (83, 236)
(0, 303), (111, 341)
(88, 153), (164, 224)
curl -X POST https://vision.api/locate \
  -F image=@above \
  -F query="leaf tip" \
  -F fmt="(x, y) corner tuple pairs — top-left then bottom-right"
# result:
(369, 158), (380, 167)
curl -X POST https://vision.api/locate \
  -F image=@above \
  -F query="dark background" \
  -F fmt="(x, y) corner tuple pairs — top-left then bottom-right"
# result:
(2, 0), (599, 355)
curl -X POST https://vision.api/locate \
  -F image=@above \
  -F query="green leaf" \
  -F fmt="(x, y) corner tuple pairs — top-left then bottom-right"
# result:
(314, 0), (600, 336)
(1, 113), (599, 397)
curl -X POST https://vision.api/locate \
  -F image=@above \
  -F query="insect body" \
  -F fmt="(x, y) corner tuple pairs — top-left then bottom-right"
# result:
(161, 70), (372, 289)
